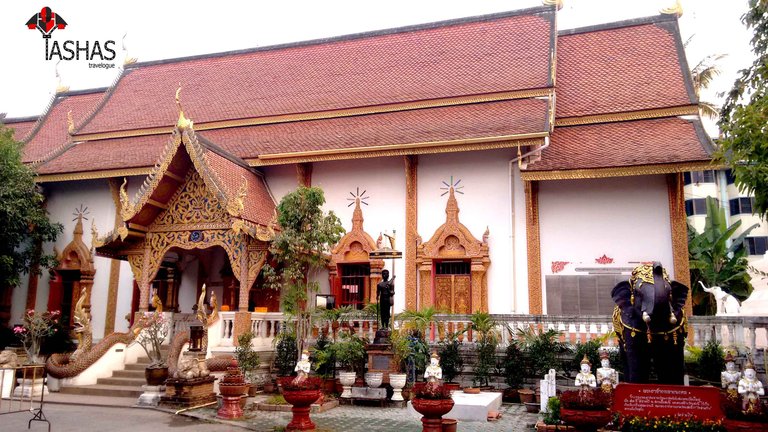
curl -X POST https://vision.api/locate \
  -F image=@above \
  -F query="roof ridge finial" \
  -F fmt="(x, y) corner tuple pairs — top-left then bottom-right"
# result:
(176, 83), (192, 129)
(55, 60), (69, 94)
(660, 0), (683, 18)
(122, 33), (137, 65)
(542, 0), (563, 11)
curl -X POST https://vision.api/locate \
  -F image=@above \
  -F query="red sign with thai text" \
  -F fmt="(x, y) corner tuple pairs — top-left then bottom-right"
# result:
(613, 383), (723, 420)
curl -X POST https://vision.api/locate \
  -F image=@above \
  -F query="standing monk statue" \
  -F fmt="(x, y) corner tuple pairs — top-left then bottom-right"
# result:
(377, 269), (396, 329)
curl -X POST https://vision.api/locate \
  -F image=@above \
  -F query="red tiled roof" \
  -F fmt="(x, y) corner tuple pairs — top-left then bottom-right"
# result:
(36, 134), (166, 175)
(525, 117), (712, 172)
(199, 98), (549, 159)
(4, 119), (37, 141)
(22, 91), (104, 163)
(204, 150), (275, 226)
(76, 10), (554, 135)
(556, 18), (694, 118)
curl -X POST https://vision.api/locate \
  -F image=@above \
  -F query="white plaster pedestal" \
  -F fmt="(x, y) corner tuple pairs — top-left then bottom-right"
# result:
(12, 377), (49, 398)
(136, 385), (165, 407)
(408, 391), (502, 422)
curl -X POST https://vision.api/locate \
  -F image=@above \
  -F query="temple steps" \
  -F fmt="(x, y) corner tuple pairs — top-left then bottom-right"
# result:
(58, 351), (167, 401)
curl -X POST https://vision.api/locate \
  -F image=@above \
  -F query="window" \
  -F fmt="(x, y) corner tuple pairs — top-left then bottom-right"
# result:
(339, 263), (369, 309)
(747, 237), (768, 256)
(684, 170), (716, 185)
(730, 197), (754, 215)
(435, 261), (470, 275)
(685, 198), (708, 216)
(725, 169), (736, 185)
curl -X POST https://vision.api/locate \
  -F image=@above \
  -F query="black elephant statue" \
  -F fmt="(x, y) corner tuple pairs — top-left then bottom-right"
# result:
(612, 262), (688, 384)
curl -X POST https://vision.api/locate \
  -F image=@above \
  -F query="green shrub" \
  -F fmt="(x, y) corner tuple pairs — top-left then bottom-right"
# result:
(236, 331), (260, 381)
(542, 397), (560, 425)
(438, 335), (464, 383)
(273, 332), (297, 377)
(501, 340), (525, 389)
(517, 327), (567, 378)
(697, 340), (725, 383)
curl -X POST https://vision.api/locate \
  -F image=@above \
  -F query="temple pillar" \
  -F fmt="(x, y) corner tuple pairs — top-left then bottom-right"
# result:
(524, 180), (543, 315)
(471, 260), (485, 313)
(667, 173), (692, 316)
(418, 261), (431, 309)
(404, 155), (418, 311)
(104, 177), (123, 335)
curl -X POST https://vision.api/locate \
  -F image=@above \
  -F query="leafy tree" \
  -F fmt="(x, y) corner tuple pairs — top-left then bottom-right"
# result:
(262, 186), (344, 356)
(717, 0), (768, 218)
(688, 197), (756, 314)
(0, 125), (62, 327)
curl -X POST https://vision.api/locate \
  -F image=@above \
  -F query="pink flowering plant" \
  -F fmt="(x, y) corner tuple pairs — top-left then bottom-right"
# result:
(135, 311), (169, 368)
(13, 309), (60, 364)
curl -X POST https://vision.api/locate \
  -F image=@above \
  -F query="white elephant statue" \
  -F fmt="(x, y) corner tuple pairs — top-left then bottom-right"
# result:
(700, 282), (741, 315)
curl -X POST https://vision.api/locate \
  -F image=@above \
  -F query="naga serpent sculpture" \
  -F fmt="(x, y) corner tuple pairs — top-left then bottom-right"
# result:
(47, 287), (139, 378)
(47, 286), (223, 379)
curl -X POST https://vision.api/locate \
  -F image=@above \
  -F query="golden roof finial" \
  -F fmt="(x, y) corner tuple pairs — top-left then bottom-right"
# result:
(122, 33), (137, 65)
(542, 0), (563, 11)
(55, 60), (69, 94)
(660, 0), (683, 18)
(176, 83), (192, 129)
(67, 110), (75, 134)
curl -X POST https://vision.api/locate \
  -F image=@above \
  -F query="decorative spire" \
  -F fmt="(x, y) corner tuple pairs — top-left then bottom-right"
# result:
(175, 84), (192, 129)
(351, 198), (364, 230)
(660, 0), (683, 18)
(72, 204), (89, 240)
(440, 177), (464, 223)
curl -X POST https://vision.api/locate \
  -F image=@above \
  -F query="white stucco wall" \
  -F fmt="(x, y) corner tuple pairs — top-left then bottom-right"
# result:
(312, 157), (407, 310)
(417, 149), (520, 314)
(538, 175), (674, 313)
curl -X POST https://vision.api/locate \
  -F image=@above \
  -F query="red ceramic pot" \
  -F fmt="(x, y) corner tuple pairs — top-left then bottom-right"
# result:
(283, 389), (322, 431)
(219, 383), (248, 397)
(724, 418), (768, 432)
(411, 398), (455, 432)
(443, 383), (461, 393)
(559, 408), (611, 431)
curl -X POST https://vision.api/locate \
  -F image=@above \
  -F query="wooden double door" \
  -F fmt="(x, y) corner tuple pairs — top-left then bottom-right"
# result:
(433, 261), (471, 314)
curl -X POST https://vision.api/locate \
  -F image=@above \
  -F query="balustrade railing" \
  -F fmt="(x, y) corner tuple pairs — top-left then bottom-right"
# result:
(208, 311), (768, 352)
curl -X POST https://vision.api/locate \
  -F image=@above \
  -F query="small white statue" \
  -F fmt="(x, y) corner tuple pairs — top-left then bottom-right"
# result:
(738, 359), (764, 413)
(575, 355), (597, 389)
(700, 282), (741, 315)
(596, 351), (618, 392)
(721, 352), (741, 396)
(294, 349), (311, 384)
(424, 352), (443, 383)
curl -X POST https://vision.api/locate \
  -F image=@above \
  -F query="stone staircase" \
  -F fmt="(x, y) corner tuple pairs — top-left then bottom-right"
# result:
(59, 351), (164, 399)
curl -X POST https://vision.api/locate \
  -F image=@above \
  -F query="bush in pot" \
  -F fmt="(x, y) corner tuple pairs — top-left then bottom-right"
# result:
(517, 327), (567, 381)
(135, 311), (170, 385)
(500, 340), (525, 402)
(273, 331), (297, 379)
(331, 331), (366, 398)
(438, 330), (465, 389)
(235, 331), (260, 395)
(470, 311), (498, 388)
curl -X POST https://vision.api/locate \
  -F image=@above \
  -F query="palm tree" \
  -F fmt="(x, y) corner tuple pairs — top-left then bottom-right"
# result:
(686, 36), (727, 120)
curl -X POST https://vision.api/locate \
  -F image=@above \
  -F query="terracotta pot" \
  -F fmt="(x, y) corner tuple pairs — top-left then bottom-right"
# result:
(322, 378), (336, 394)
(519, 389), (535, 404)
(412, 398), (455, 432)
(220, 383), (248, 397)
(442, 418), (458, 432)
(463, 387), (480, 394)
(535, 388), (541, 403)
(144, 367), (169, 386)
(559, 408), (611, 430)
(503, 388), (519, 403)
(524, 402), (540, 413)
(283, 389), (322, 431)
(248, 384), (258, 397)
(263, 381), (276, 393)
(724, 418), (768, 432)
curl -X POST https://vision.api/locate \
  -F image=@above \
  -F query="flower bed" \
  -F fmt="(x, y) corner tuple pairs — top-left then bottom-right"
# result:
(618, 416), (726, 432)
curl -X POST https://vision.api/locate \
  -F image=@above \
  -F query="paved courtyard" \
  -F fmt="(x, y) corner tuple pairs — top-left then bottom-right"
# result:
(183, 401), (540, 432)
(4, 401), (539, 431)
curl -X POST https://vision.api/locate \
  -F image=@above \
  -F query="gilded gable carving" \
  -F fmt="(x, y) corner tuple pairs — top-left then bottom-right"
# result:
(153, 170), (230, 229)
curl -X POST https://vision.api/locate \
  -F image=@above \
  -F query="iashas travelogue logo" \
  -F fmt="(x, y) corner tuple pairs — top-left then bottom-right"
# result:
(25, 6), (116, 64)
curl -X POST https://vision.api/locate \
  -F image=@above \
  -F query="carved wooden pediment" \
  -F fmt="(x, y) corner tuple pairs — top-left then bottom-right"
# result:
(331, 198), (379, 263)
(418, 187), (489, 260)
(57, 213), (95, 274)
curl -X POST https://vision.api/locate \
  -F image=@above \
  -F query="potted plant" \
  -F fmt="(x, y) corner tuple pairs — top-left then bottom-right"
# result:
(278, 375), (323, 431)
(469, 311), (498, 389)
(501, 339), (525, 402)
(438, 330), (465, 393)
(558, 388), (612, 430)
(314, 305), (353, 341)
(411, 381), (455, 432)
(518, 327), (566, 397)
(135, 310), (170, 385)
(274, 331), (298, 378)
(235, 331), (260, 396)
(388, 328), (413, 401)
(310, 332), (336, 393)
(331, 331), (366, 398)
(13, 309), (60, 364)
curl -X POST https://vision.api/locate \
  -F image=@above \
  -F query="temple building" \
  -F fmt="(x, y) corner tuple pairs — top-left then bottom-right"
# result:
(2, 5), (712, 341)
